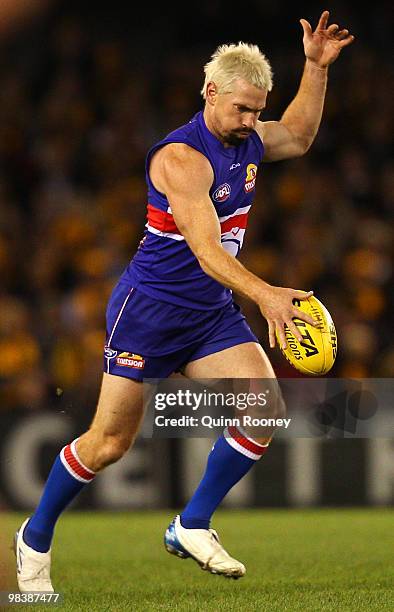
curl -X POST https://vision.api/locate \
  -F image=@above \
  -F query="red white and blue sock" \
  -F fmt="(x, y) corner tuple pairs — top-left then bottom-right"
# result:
(180, 426), (269, 530)
(23, 439), (95, 552)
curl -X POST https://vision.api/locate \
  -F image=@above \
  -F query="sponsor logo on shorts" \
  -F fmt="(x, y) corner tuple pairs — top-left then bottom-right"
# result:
(104, 346), (118, 359)
(213, 183), (231, 202)
(244, 163), (258, 193)
(116, 352), (145, 369)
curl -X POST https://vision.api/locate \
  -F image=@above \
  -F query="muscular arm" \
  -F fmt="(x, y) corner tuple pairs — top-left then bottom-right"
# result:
(151, 143), (269, 303)
(257, 60), (327, 162)
(256, 10), (354, 162)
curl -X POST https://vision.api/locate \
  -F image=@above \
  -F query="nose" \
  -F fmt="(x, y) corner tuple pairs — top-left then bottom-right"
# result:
(242, 113), (257, 130)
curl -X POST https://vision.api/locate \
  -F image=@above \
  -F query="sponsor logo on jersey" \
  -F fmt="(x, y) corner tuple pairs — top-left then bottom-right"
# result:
(213, 183), (231, 202)
(229, 163), (240, 170)
(116, 352), (145, 369)
(244, 163), (258, 192)
(104, 346), (118, 359)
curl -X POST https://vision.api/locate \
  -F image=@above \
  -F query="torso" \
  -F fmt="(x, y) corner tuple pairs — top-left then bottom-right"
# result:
(119, 111), (265, 309)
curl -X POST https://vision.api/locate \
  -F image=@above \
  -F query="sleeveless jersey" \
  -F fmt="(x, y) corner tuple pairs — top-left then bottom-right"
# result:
(120, 111), (264, 310)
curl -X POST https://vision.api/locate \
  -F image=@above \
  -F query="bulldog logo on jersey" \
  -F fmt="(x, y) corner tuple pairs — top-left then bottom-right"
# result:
(244, 164), (258, 193)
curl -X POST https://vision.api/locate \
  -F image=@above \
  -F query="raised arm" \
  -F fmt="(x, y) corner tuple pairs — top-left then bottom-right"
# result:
(257, 10), (354, 162)
(149, 143), (317, 348)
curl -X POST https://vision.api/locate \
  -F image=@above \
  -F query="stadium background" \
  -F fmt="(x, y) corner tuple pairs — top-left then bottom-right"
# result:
(0, 0), (392, 511)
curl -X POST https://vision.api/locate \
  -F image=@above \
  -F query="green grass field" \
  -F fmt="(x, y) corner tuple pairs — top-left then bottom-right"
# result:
(1, 509), (393, 611)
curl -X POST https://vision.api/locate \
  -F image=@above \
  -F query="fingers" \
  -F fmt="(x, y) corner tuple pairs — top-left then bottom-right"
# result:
(327, 23), (339, 34)
(277, 323), (287, 350)
(339, 34), (355, 47)
(266, 288), (320, 349)
(313, 11), (354, 46)
(316, 10), (329, 31)
(272, 312), (317, 350)
(268, 320), (276, 349)
(287, 320), (303, 344)
(292, 308), (317, 327)
(294, 290), (313, 301)
(299, 18), (312, 37)
(329, 26), (355, 46)
(269, 320), (288, 350)
(336, 28), (349, 40)
(285, 312), (318, 346)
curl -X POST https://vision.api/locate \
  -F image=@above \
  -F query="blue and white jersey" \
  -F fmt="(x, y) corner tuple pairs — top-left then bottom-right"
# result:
(120, 111), (264, 310)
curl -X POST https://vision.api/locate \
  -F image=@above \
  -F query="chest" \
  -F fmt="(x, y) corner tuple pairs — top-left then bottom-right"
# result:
(209, 156), (260, 216)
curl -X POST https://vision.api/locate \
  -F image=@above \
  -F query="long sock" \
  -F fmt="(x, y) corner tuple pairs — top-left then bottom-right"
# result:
(180, 426), (269, 530)
(23, 439), (95, 552)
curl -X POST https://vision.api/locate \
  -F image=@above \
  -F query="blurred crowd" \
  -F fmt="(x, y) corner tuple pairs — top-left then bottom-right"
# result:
(0, 3), (392, 412)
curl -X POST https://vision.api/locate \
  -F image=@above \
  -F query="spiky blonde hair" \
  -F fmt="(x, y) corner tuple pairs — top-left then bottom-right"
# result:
(201, 42), (273, 99)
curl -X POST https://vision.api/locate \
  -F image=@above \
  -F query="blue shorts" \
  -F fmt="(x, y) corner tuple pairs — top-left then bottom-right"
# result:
(103, 282), (258, 381)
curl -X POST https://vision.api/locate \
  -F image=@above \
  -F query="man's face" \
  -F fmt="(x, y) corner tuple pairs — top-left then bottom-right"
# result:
(207, 78), (267, 146)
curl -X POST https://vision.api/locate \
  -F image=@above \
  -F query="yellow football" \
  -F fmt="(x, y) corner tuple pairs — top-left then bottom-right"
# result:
(277, 295), (337, 376)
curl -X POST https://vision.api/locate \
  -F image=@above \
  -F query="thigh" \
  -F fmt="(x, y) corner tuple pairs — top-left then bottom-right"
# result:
(183, 342), (276, 378)
(89, 372), (145, 438)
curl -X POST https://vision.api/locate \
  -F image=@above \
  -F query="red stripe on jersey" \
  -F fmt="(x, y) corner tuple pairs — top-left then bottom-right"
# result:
(227, 426), (267, 456)
(64, 444), (95, 481)
(220, 212), (248, 234)
(147, 204), (179, 233)
(147, 204), (249, 237)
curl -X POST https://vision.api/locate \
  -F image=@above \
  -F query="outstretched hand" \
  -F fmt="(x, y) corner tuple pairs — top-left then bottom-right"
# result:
(300, 10), (355, 68)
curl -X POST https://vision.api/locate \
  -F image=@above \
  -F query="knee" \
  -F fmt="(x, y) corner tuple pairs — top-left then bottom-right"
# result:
(78, 432), (132, 472)
(255, 381), (286, 420)
(97, 435), (131, 469)
(273, 391), (287, 420)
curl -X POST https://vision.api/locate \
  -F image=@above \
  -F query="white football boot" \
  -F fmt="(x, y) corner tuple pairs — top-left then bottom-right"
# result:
(164, 515), (246, 578)
(14, 518), (54, 592)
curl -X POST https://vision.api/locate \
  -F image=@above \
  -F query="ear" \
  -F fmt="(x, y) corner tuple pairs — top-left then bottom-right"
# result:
(205, 81), (217, 106)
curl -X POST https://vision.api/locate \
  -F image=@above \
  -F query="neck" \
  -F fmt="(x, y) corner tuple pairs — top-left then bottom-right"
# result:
(203, 106), (232, 148)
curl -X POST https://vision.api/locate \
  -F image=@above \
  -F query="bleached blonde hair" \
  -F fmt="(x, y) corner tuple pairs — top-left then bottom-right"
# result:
(201, 42), (273, 99)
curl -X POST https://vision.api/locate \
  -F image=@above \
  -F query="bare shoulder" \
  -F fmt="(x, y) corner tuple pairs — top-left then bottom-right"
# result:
(156, 143), (209, 167)
(150, 143), (213, 194)
(255, 120), (279, 158)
